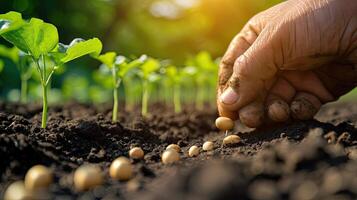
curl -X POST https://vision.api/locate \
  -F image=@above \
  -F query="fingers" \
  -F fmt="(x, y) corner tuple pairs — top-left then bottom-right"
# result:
(239, 100), (265, 128)
(290, 92), (322, 120)
(218, 29), (258, 92)
(266, 94), (290, 122)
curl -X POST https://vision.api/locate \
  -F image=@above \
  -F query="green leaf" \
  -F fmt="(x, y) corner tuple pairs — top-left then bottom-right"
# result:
(60, 38), (102, 64)
(96, 51), (116, 68)
(140, 58), (160, 78)
(1, 18), (58, 59)
(0, 44), (19, 63)
(0, 11), (25, 35)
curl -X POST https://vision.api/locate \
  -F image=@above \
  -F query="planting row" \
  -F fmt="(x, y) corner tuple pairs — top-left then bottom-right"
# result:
(0, 11), (218, 127)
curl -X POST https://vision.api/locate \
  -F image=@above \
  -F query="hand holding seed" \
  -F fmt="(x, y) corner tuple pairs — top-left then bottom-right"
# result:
(217, 0), (357, 127)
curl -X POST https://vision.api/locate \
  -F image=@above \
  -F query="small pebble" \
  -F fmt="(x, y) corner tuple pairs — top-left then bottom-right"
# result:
(223, 135), (241, 146)
(110, 157), (133, 181)
(215, 117), (234, 131)
(24, 165), (53, 191)
(4, 181), (32, 200)
(188, 145), (200, 157)
(129, 147), (144, 159)
(74, 164), (103, 191)
(202, 141), (214, 151)
(162, 149), (180, 164)
(166, 144), (181, 153)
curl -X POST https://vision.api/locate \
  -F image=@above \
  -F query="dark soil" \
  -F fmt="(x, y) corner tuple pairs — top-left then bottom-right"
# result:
(0, 101), (356, 200)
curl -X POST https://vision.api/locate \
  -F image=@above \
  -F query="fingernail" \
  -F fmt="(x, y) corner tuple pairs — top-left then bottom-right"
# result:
(220, 87), (239, 105)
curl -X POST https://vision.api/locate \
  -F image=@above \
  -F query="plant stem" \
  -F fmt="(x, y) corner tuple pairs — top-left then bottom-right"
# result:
(41, 83), (48, 128)
(142, 80), (149, 116)
(173, 84), (181, 113)
(111, 67), (120, 122)
(195, 85), (204, 110)
(20, 77), (27, 103)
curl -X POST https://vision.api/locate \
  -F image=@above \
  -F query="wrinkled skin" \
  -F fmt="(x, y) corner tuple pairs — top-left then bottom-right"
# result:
(217, 0), (357, 128)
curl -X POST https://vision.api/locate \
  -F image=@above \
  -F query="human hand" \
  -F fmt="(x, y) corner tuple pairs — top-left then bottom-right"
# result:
(217, 0), (357, 128)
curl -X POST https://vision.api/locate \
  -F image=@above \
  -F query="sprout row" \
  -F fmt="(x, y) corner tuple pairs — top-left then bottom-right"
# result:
(0, 11), (219, 126)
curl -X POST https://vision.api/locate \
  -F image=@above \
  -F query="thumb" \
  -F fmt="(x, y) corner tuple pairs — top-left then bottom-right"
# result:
(219, 29), (281, 111)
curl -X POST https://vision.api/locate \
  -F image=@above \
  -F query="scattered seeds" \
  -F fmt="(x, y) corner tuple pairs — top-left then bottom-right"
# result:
(223, 135), (241, 146)
(215, 117), (234, 131)
(202, 141), (214, 151)
(24, 165), (53, 191)
(73, 164), (103, 191)
(188, 145), (200, 157)
(110, 157), (133, 181)
(162, 149), (180, 164)
(4, 181), (32, 200)
(129, 147), (144, 159)
(166, 144), (181, 153)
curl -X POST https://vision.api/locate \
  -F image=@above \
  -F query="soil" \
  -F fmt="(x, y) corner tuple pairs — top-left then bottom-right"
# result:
(0, 101), (356, 200)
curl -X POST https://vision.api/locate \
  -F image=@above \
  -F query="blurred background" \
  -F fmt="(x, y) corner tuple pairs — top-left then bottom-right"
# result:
(0, 0), (355, 104)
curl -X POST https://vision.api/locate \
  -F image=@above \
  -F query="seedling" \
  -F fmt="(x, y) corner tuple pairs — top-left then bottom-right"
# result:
(95, 53), (144, 121)
(186, 51), (218, 110)
(0, 45), (32, 102)
(74, 164), (103, 191)
(162, 149), (180, 164)
(129, 147), (144, 160)
(0, 11), (102, 128)
(24, 165), (53, 191)
(137, 57), (160, 116)
(215, 117), (234, 136)
(166, 144), (181, 153)
(110, 157), (133, 181)
(188, 145), (199, 157)
(164, 65), (187, 113)
(202, 141), (214, 151)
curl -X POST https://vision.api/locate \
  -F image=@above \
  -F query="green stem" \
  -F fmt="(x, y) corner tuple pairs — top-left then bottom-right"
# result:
(173, 84), (181, 113)
(142, 80), (149, 116)
(20, 77), (28, 103)
(41, 83), (48, 128)
(111, 67), (120, 122)
(195, 85), (204, 110)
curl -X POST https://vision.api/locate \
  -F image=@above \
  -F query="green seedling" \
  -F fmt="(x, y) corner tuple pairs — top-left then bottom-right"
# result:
(137, 57), (160, 116)
(0, 45), (32, 102)
(95, 53), (144, 121)
(186, 51), (218, 110)
(0, 11), (102, 128)
(165, 65), (185, 113)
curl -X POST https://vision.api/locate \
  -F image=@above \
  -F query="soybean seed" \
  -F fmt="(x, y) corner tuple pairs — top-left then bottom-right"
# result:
(162, 149), (180, 164)
(223, 135), (241, 146)
(110, 157), (133, 181)
(24, 165), (53, 191)
(215, 117), (234, 131)
(202, 141), (214, 151)
(74, 164), (103, 191)
(129, 147), (144, 159)
(166, 144), (181, 153)
(188, 145), (200, 157)
(4, 181), (32, 200)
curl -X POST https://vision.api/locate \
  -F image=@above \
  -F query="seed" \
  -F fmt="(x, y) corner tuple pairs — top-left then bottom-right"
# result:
(162, 149), (180, 164)
(4, 181), (32, 200)
(74, 164), (103, 191)
(215, 117), (234, 131)
(109, 157), (133, 181)
(129, 147), (144, 159)
(223, 135), (241, 146)
(188, 145), (200, 157)
(24, 165), (53, 191)
(202, 141), (214, 151)
(166, 144), (181, 153)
